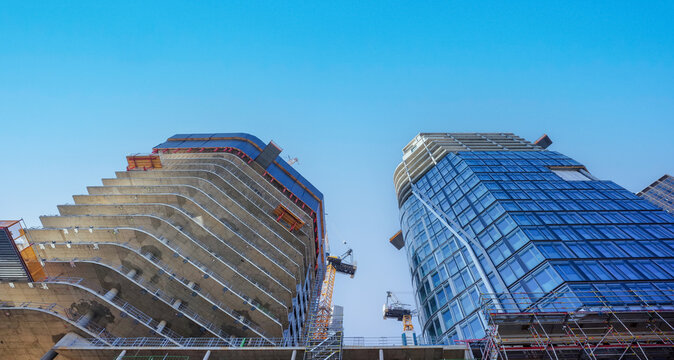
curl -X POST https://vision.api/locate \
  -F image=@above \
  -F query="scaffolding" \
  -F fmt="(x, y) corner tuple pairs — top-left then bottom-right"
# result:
(303, 250), (356, 360)
(303, 264), (344, 360)
(470, 289), (674, 360)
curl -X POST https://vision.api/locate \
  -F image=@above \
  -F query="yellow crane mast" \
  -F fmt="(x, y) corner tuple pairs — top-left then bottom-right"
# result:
(313, 249), (356, 339)
(304, 249), (356, 360)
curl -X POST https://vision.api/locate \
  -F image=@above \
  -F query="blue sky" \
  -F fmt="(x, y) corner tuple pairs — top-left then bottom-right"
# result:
(1, 1), (673, 337)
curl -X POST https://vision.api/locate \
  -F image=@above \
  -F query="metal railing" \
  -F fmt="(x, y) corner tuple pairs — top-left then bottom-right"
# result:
(153, 210), (293, 295)
(83, 336), (448, 349)
(49, 215), (288, 309)
(0, 300), (116, 344)
(43, 256), (271, 339)
(131, 165), (298, 280)
(141, 250), (280, 325)
(165, 157), (311, 239)
(218, 156), (313, 222)
(144, 239), (282, 322)
(41, 276), (183, 344)
(173, 180), (303, 266)
(40, 228), (284, 322)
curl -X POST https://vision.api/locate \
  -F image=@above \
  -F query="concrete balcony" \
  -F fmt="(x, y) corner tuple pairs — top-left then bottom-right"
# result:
(30, 224), (289, 323)
(0, 281), (172, 342)
(0, 305), (111, 360)
(85, 184), (308, 271)
(160, 160), (314, 239)
(161, 154), (314, 225)
(28, 232), (284, 336)
(70, 193), (303, 280)
(52, 203), (295, 297)
(111, 168), (315, 258)
(38, 260), (203, 339)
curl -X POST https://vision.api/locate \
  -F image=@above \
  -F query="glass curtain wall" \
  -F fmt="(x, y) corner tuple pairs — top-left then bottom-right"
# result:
(399, 150), (674, 343)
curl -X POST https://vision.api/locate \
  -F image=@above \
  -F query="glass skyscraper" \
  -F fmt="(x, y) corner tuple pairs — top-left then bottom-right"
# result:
(393, 133), (674, 343)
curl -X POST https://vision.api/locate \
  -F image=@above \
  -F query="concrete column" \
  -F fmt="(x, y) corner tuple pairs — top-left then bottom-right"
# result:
(156, 320), (167, 332)
(76, 310), (95, 327)
(115, 350), (127, 360)
(290, 349), (297, 360)
(465, 349), (475, 360)
(172, 299), (182, 310)
(39, 349), (57, 360)
(44, 332), (91, 359)
(379, 349), (384, 360)
(103, 287), (119, 301)
(203, 350), (212, 360)
(126, 269), (137, 278)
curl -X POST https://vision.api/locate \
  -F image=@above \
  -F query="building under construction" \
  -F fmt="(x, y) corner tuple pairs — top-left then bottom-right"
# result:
(0, 133), (464, 360)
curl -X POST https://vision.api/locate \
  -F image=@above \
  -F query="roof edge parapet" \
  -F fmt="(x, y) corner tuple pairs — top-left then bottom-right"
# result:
(394, 132), (545, 206)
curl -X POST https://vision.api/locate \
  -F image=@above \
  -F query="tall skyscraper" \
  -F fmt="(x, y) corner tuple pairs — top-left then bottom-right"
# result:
(0, 133), (327, 358)
(393, 133), (674, 345)
(639, 174), (674, 213)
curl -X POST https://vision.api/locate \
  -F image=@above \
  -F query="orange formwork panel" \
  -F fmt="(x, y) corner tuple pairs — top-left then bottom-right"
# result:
(127, 154), (162, 171)
(273, 204), (305, 231)
(20, 246), (45, 281)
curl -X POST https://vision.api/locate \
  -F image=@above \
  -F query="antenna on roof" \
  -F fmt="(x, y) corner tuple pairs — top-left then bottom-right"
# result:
(286, 156), (299, 166)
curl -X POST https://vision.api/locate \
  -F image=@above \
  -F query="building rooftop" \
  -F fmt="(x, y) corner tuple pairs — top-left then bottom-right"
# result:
(394, 133), (545, 205)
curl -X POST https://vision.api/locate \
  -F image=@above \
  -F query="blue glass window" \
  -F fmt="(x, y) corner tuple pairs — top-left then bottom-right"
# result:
(553, 263), (585, 281)
(495, 215), (516, 236)
(537, 242), (572, 258)
(506, 229), (530, 250)
(437, 288), (448, 307)
(519, 246), (544, 269)
(442, 309), (454, 329)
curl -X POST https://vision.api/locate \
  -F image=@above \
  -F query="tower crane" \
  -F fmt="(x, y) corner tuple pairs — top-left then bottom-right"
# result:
(383, 291), (418, 345)
(313, 249), (356, 338)
(304, 249), (356, 360)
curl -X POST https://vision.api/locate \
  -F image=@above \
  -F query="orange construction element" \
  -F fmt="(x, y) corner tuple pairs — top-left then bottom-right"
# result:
(402, 314), (414, 331)
(273, 204), (305, 231)
(20, 246), (45, 282)
(0, 220), (45, 282)
(0, 220), (19, 228)
(127, 154), (162, 171)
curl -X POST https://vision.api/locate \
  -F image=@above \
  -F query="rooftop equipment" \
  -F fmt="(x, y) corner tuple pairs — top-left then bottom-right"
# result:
(389, 230), (404, 250)
(534, 133), (553, 149)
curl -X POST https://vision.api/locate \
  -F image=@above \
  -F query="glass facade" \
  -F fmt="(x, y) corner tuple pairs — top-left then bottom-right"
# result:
(398, 149), (674, 343)
(639, 174), (674, 213)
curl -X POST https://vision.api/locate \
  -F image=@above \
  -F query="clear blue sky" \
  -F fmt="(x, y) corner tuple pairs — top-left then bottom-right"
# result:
(1, 1), (673, 338)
